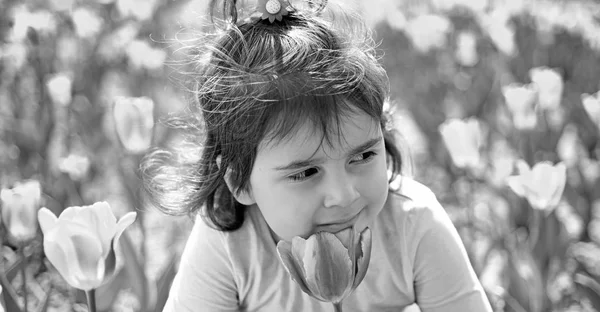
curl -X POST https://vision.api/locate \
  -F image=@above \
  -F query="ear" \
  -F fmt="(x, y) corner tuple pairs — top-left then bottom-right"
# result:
(216, 156), (256, 206)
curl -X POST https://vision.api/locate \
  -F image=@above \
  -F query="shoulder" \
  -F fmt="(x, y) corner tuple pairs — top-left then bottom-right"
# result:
(381, 176), (455, 252)
(385, 176), (445, 223)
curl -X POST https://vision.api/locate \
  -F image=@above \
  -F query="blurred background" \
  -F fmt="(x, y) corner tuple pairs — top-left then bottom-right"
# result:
(1, 0), (600, 311)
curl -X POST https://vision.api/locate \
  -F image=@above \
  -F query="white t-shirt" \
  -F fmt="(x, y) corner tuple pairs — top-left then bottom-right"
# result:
(163, 177), (493, 312)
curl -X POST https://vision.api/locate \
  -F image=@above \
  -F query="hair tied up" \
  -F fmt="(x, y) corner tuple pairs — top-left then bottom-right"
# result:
(209, 0), (329, 26)
(302, 0), (328, 14)
(285, 0), (328, 16)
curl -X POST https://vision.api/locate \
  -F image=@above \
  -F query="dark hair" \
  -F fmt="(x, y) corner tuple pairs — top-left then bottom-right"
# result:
(141, 0), (405, 231)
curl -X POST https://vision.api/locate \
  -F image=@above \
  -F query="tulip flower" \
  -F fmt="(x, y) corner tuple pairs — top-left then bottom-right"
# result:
(0, 180), (42, 245)
(46, 72), (73, 107)
(113, 96), (155, 154)
(482, 11), (516, 56)
(72, 7), (103, 39)
(502, 83), (538, 130)
(455, 31), (479, 67)
(438, 118), (484, 171)
(529, 67), (563, 111)
(58, 154), (91, 181)
(581, 91), (600, 130)
(276, 227), (372, 312)
(37, 202), (137, 291)
(556, 124), (584, 167)
(405, 14), (451, 53)
(507, 160), (566, 211)
(125, 40), (167, 71)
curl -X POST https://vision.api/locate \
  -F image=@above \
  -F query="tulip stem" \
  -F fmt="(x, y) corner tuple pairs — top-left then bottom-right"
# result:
(19, 247), (28, 312)
(86, 289), (97, 312)
(333, 302), (343, 312)
(529, 208), (541, 251)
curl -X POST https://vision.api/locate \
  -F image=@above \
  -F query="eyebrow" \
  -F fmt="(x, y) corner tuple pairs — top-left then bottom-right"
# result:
(274, 136), (383, 171)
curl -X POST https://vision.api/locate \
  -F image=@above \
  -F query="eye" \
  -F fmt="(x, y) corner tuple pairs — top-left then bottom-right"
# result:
(288, 167), (319, 182)
(350, 151), (377, 164)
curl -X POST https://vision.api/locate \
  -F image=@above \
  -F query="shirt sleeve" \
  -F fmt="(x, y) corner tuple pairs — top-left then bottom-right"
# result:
(406, 188), (493, 312)
(162, 217), (239, 312)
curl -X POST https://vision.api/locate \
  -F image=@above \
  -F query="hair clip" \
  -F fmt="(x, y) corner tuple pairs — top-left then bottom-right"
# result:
(257, 0), (293, 23)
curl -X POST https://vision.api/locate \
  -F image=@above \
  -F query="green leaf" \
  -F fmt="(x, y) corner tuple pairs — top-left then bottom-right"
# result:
(6, 253), (33, 281)
(506, 243), (544, 312)
(153, 256), (178, 312)
(95, 270), (126, 312)
(35, 286), (52, 312)
(0, 273), (22, 312)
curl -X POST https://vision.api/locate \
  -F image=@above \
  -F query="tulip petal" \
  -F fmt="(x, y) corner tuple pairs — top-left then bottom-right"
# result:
(38, 208), (58, 234)
(334, 227), (353, 249)
(353, 227), (372, 290)
(516, 159), (531, 175)
(548, 162), (567, 208)
(114, 212), (137, 246)
(102, 238), (118, 280)
(60, 202), (117, 257)
(276, 239), (312, 295)
(304, 232), (353, 302)
(108, 212), (137, 271)
(44, 221), (104, 290)
(507, 176), (526, 197)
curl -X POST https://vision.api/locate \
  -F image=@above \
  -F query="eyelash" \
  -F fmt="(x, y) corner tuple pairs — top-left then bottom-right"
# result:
(287, 151), (378, 182)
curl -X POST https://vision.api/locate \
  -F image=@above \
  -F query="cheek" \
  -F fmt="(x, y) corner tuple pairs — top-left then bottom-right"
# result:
(360, 156), (390, 209)
(249, 176), (317, 241)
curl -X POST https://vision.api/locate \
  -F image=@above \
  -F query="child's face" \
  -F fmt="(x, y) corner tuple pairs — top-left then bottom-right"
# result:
(247, 111), (389, 242)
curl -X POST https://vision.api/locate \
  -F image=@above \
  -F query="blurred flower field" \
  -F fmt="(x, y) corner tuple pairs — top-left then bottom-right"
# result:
(1, 0), (600, 311)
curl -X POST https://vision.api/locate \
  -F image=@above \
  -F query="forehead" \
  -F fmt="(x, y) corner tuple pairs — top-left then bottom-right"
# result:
(257, 111), (381, 158)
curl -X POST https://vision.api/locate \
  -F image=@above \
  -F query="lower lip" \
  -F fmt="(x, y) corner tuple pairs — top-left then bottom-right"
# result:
(317, 213), (361, 233)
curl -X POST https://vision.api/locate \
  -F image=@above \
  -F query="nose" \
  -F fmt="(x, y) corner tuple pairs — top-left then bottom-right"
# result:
(322, 171), (360, 209)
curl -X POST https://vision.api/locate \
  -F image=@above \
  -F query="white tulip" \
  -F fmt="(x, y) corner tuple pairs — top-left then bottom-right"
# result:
(113, 96), (155, 153)
(46, 72), (73, 107)
(502, 83), (538, 130)
(58, 154), (91, 181)
(529, 67), (563, 111)
(507, 160), (566, 211)
(0, 180), (42, 244)
(38, 202), (137, 291)
(581, 92), (600, 130)
(405, 14), (452, 53)
(455, 31), (479, 67)
(439, 118), (484, 170)
(72, 8), (103, 39)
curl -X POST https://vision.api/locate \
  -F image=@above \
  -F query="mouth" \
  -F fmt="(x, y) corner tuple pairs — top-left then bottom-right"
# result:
(315, 212), (361, 234)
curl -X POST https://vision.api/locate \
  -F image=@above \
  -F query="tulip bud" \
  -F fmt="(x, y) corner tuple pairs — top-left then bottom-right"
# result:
(455, 31), (479, 67)
(502, 83), (538, 130)
(483, 12), (516, 56)
(405, 14), (451, 53)
(556, 124), (585, 167)
(37, 202), (137, 291)
(438, 118), (484, 171)
(58, 154), (90, 181)
(113, 96), (154, 154)
(507, 160), (566, 211)
(581, 92), (600, 130)
(276, 227), (372, 305)
(72, 7), (103, 39)
(46, 72), (73, 107)
(529, 67), (563, 111)
(126, 40), (166, 71)
(0, 180), (42, 244)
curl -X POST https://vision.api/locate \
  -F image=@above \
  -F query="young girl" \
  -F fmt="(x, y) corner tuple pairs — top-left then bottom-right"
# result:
(143, 0), (493, 311)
